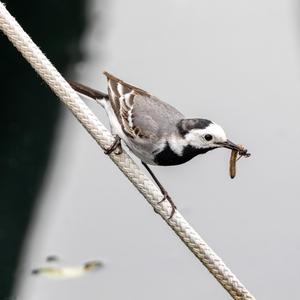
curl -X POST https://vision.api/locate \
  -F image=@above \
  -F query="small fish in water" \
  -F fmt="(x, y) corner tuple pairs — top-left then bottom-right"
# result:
(32, 260), (103, 279)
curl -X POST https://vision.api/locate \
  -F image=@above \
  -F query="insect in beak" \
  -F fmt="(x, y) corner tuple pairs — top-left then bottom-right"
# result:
(218, 140), (250, 156)
(217, 140), (251, 179)
(220, 140), (241, 151)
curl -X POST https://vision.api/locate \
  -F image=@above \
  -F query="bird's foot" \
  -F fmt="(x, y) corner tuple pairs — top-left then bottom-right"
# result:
(104, 135), (122, 155)
(156, 191), (177, 219)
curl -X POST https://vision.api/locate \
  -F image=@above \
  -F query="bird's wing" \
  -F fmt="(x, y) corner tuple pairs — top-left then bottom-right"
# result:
(104, 72), (184, 140)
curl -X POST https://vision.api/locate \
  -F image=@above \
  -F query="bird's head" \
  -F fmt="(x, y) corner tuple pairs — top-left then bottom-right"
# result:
(177, 118), (242, 152)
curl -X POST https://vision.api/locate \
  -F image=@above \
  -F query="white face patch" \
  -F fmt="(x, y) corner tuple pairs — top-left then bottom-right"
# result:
(167, 134), (188, 156)
(184, 123), (227, 149)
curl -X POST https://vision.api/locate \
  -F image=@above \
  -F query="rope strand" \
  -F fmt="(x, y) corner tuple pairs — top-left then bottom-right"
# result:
(0, 3), (255, 299)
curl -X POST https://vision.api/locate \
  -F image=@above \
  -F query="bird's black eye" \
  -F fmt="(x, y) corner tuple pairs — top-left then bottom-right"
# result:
(204, 134), (213, 141)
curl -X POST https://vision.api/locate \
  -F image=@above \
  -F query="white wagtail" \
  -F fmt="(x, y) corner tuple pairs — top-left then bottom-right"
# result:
(69, 72), (249, 218)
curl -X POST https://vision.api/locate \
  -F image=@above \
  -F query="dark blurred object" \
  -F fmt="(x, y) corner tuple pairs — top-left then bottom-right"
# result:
(0, 0), (87, 298)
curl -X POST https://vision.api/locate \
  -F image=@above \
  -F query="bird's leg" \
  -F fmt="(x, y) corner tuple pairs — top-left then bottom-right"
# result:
(104, 135), (122, 155)
(141, 161), (176, 219)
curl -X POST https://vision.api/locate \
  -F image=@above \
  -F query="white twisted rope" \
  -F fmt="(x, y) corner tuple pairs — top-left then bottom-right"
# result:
(0, 3), (255, 299)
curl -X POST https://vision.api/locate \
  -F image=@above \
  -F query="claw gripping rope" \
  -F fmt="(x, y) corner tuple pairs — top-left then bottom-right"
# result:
(0, 3), (255, 299)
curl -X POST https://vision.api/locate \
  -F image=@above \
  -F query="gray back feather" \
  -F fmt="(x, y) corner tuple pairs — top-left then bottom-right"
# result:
(132, 94), (184, 140)
(104, 71), (184, 141)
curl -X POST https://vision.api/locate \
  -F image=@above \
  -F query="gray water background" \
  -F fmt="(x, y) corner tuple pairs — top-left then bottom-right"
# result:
(15, 0), (300, 299)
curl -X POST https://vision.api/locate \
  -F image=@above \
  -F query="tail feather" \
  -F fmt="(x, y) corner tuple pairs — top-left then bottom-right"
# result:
(68, 81), (109, 100)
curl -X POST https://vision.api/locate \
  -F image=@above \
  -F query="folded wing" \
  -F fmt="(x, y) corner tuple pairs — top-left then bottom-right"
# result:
(104, 72), (184, 141)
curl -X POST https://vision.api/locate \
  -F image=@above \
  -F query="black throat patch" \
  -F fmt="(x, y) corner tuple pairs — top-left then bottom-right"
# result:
(154, 142), (216, 166)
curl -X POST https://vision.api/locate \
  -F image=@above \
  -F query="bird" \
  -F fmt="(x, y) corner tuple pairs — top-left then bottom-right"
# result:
(69, 72), (249, 218)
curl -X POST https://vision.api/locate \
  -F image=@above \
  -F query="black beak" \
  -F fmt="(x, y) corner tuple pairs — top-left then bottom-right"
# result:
(219, 140), (241, 151)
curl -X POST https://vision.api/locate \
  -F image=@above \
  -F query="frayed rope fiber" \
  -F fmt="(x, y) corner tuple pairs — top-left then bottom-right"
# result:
(0, 3), (255, 299)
